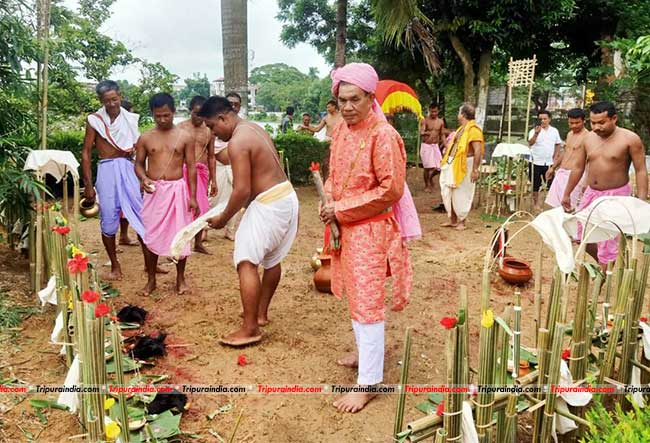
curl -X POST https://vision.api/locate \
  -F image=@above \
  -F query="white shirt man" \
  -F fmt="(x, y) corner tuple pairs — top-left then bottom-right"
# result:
(528, 110), (562, 210)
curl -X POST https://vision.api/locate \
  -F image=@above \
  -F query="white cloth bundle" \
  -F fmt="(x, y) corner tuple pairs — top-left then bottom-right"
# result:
(461, 400), (480, 443)
(170, 202), (227, 259)
(87, 107), (139, 151)
(38, 276), (57, 306)
(552, 360), (592, 441)
(57, 355), (80, 413)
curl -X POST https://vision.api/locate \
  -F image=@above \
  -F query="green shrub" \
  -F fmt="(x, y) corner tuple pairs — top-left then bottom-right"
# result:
(581, 397), (650, 442)
(273, 132), (328, 185)
(47, 130), (93, 178)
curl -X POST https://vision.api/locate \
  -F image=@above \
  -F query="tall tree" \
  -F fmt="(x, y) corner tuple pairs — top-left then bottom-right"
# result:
(334, 0), (347, 67)
(221, 0), (248, 111)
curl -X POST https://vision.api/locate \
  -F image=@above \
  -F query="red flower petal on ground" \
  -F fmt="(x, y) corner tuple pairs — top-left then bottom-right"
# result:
(81, 290), (100, 303)
(436, 401), (445, 416)
(561, 349), (571, 361)
(94, 303), (110, 318)
(237, 354), (248, 366)
(67, 255), (89, 274)
(440, 317), (457, 329)
(309, 162), (320, 172)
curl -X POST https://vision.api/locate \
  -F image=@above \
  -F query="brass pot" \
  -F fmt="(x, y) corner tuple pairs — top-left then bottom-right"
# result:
(79, 197), (99, 218)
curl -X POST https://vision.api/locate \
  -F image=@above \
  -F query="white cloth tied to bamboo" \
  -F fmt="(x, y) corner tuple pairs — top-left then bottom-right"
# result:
(531, 197), (650, 273)
(631, 321), (650, 407)
(491, 143), (531, 159)
(57, 355), (80, 413)
(38, 276), (57, 306)
(551, 360), (592, 441)
(50, 311), (67, 355)
(461, 400), (479, 443)
(170, 202), (227, 259)
(24, 150), (80, 181)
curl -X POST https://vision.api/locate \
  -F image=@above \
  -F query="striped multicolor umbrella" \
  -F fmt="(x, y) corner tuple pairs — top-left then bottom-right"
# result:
(375, 80), (424, 120)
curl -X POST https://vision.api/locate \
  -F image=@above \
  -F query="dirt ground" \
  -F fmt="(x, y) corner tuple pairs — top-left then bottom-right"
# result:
(0, 169), (580, 442)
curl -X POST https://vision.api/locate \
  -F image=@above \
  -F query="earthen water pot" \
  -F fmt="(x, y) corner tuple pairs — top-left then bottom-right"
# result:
(518, 360), (531, 377)
(314, 254), (332, 294)
(498, 257), (533, 285)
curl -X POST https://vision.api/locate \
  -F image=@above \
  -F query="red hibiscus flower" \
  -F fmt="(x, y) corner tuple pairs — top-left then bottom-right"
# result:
(81, 290), (100, 303)
(440, 317), (457, 329)
(237, 354), (248, 366)
(309, 162), (320, 172)
(561, 349), (571, 361)
(641, 317), (647, 323)
(503, 184), (512, 191)
(94, 303), (110, 318)
(56, 226), (71, 235)
(67, 254), (89, 274)
(436, 401), (445, 416)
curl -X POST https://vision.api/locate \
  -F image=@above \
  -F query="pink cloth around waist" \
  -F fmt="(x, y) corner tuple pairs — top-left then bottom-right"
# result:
(420, 143), (441, 169)
(545, 168), (584, 208)
(183, 163), (210, 217)
(577, 182), (632, 264)
(393, 183), (422, 241)
(142, 178), (193, 258)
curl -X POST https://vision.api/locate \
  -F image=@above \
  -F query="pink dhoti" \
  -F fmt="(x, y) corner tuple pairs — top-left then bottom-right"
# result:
(420, 143), (442, 169)
(183, 163), (210, 217)
(577, 183), (632, 264)
(142, 179), (193, 258)
(545, 168), (584, 208)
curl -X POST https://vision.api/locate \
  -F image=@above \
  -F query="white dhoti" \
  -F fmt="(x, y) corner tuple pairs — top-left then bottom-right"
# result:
(440, 156), (476, 221)
(352, 320), (385, 385)
(233, 181), (299, 269)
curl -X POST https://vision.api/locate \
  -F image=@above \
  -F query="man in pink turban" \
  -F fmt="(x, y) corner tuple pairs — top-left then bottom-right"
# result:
(320, 63), (416, 413)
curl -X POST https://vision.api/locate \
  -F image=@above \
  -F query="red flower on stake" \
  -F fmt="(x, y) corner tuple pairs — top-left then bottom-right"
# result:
(67, 254), (89, 274)
(561, 349), (571, 361)
(309, 162), (320, 172)
(440, 317), (457, 329)
(237, 354), (248, 366)
(503, 184), (512, 191)
(94, 303), (110, 318)
(57, 226), (71, 235)
(81, 290), (100, 303)
(641, 317), (647, 323)
(436, 401), (445, 416)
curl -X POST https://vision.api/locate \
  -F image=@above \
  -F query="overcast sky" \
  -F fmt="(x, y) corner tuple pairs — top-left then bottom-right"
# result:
(63, 0), (331, 83)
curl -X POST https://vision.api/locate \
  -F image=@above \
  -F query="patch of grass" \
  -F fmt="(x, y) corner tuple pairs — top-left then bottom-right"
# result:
(0, 293), (37, 328)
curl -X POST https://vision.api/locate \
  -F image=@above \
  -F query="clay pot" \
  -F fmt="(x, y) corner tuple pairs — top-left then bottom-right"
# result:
(314, 254), (332, 294)
(498, 257), (533, 285)
(518, 360), (531, 377)
(80, 197), (99, 218)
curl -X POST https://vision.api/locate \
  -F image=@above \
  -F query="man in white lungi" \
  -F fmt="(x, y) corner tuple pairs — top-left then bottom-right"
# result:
(201, 96), (299, 347)
(439, 103), (485, 230)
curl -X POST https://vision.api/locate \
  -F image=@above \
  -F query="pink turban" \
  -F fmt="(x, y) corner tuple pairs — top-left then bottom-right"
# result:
(331, 63), (386, 121)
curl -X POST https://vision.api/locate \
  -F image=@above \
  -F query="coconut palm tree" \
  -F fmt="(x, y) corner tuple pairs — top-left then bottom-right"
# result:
(334, 0), (347, 67)
(221, 0), (248, 111)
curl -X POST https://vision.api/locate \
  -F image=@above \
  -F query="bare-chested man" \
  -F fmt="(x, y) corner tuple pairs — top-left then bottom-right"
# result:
(135, 93), (198, 295)
(544, 108), (589, 208)
(420, 103), (445, 191)
(200, 96), (299, 346)
(563, 101), (648, 267)
(304, 100), (343, 178)
(178, 96), (217, 254)
(82, 80), (145, 280)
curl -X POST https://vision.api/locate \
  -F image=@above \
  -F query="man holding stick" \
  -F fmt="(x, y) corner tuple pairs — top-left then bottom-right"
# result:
(321, 63), (413, 413)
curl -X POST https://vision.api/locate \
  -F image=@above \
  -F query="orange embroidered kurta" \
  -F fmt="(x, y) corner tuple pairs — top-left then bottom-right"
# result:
(325, 111), (413, 323)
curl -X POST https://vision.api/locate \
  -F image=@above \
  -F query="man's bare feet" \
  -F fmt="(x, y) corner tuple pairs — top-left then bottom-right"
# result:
(119, 237), (138, 246)
(423, 186), (432, 192)
(333, 392), (376, 413)
(238, 312), (271, 326)
(142, 266), (170, 274)
(104, 267), (123, 281)
(193, 243), (212, 255)
(454, 222), (466, 231)
(337, 352), (359, 368)
(219, 327), (262, 347)
(142, 280), (156, 296)
(440, 221), (458, 228)
(176, 279), (190, 295)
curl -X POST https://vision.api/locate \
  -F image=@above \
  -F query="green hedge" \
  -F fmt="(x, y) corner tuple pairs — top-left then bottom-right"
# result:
(273, 132), (328, 185)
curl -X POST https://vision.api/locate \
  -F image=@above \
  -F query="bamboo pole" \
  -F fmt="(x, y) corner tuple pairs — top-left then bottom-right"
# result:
(444, 327), (461, 442)
(111, 322), (130, 443)
(532, 328), (550, 443)
(435, 428), (447, 443)
(496, 307), (512, 443)
(512, 291), (522, 379)
(602, 264), (614, 332)
(534, 242), (544, 347)
(394, 327), (412, 437)
(540, 323), (566, 443)
(38, 0), (51, 150)
(507, 58), (513, 143)
(570, 265), (590, 381)
(523, 55), (537, 139)
(35, 180), (44, 294)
